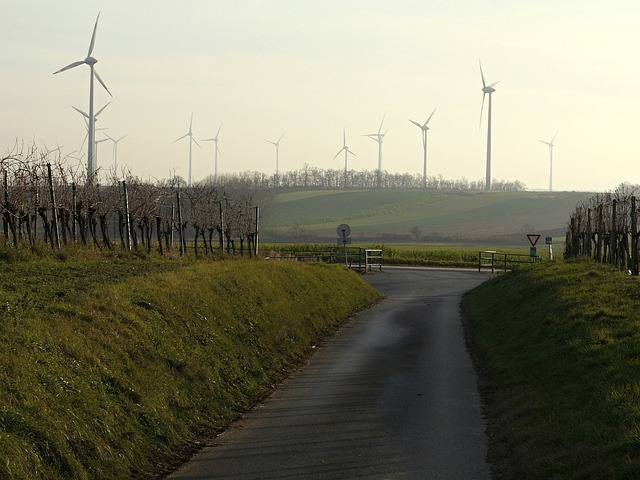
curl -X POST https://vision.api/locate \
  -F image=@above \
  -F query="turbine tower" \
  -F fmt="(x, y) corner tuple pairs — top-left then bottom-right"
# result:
(54, 13), (112, 181)
(106, 134), (127, 170)
(333, 128), (356, 187)
(540, 132), (558, 192)
(266, 132), (285, 175)
(480, 61), (499, 191)
(202, 124), (222, 183)
(363, 114), (387, 187)
(409, 108), (436, 189)
(174, 113), (200, 187)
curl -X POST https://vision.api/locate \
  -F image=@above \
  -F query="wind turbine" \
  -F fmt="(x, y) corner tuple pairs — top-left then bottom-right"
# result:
(174, 113), (200, 187)
(106, 134), (128, 170)
(480, 61), (499, 191)
(333, 128), (356, 187)
(54, 13), (112, 181)
(73, 102), (110, 149)
(266, 132), (285, 175)
(363, 114), (387, 187)
(202, 124), (222, 183)
(540, 132), (558, 192)
(409, 108), (437, 189)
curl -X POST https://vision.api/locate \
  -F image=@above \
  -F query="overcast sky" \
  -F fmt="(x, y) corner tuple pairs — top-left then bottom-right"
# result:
(2, 1), (639, 191)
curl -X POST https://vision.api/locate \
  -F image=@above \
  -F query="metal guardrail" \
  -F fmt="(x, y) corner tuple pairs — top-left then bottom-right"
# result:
(264, 247), (383, 272)
(478, 250), (538, 273)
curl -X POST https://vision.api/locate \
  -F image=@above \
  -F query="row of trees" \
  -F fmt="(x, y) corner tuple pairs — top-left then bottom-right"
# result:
(1, 142), (259, 256)
(565, 184), (640, 274)
(213, 165), (526, 192)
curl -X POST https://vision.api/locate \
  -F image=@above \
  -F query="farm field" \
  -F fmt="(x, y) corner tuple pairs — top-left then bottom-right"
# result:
(261, 189), (592, 245)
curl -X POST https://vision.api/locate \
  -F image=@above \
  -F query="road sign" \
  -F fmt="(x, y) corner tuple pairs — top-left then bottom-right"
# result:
(337, 224), (351, 238)
(527, 234), (541, 247)
(545, 236), (553, 245)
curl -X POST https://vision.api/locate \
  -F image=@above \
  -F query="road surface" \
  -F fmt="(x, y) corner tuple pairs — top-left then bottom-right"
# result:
(167, 267), (492, 479)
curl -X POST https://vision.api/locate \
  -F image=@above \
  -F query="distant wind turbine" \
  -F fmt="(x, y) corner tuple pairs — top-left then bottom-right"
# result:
(363, 114), (387, 187)
(202, 124), (222, 183)
(266, 132), (285, 175)
(409, 108), (436, 189)
(54, 13), (112, 181)
(174, 113), (200, 187)
(540, 132), (558, 192)
(73, 102), (109, 149)
(333, 128), (356, 187)
(479, 61), (499, 191)
(106, 134), (127, 170)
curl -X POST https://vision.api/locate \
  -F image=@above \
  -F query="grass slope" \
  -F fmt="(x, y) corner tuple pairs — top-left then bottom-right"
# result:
(263, 189), (592, 244)
(0, 250), (380, 479)
(463, 260), (640, 479)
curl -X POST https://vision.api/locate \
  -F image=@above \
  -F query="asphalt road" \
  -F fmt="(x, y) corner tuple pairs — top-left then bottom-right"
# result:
(167, 267), (492, 479)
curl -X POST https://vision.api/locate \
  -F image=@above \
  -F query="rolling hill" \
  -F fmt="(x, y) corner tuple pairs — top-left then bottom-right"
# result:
(260, 189), (592, 245)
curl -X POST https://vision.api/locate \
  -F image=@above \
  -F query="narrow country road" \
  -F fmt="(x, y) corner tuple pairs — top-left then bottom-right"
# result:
(167, 267), (492, 479)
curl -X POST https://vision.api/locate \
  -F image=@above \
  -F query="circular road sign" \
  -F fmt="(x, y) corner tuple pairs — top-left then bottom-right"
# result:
(337, 224), (351, 238)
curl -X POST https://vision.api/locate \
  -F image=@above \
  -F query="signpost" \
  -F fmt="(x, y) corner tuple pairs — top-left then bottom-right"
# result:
(337, 224), (351, 266)
(545, 236), (553, 261)
(527, 234), (540, 259)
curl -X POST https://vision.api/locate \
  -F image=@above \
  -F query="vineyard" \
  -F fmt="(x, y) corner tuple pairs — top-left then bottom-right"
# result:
(565, 184), (640, 274)
(0, 142), (258, 256)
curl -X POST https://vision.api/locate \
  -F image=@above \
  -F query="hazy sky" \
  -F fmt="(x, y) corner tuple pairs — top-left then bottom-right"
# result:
(2, 1), (639, 191)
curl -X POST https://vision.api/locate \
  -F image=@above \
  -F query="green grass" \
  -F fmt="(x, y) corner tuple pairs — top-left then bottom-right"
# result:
(263, 189), (592, 243)
(463, 259), (640, 479)
(0, 247), (380, 479)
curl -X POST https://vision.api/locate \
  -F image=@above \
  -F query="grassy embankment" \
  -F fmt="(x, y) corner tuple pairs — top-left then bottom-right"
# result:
(464, 260), (640, 479)
(0, 247), (380, 479)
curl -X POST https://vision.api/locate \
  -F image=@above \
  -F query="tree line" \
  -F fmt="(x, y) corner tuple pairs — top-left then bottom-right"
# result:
(1, 141), (259, 256)
(565, 183), (640, 274)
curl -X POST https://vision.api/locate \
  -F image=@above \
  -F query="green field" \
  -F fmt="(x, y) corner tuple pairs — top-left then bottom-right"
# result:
(261, 189), (591, 245)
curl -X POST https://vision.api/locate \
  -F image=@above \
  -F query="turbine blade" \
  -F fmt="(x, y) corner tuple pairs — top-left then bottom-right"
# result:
(117, 134), (127, 142)
(489, 80), (500, 88)
(479, 60), (487, 88)
(266, 140), (277, 146)
(480, 92), (486, 128)
(189, 113), (193, 132)
(216, 124), (222, 137)
(378, 113), (385, 134)
(333, 149), (343, 160)
(53, 60), (85, 74)
(425, 108), (437, 126)
(72, 105), (89, 119)
(408, 119), (422, 128)
(343, 128), (346, 146)
(192, 138), (201, 148)
(348, 150), (357, 157)
(95, 101), (110, 117)
(278, 132), (285, 142)
(88, 13), (100, 57)
(174, 133), (189, 143)
(201, 138), (214, 142)
(216, 145), (221, 156)
(93, 69), (112, 97)
(551, 131), (558, 143)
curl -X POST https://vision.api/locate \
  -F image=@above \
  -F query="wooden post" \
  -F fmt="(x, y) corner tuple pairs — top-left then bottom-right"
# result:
(254, 205), (259, 257)
(156, 215), (163, 255)
(71, 183), (77, 243)
(586, 208), (592, 258)
(47, 163), (60, 250)
(176, 190), (185, 255)
(632, 196), (638, 275)
(122, 181), (132, 251)
(611, 199), (618, 267)
(219, 200), (225, 253)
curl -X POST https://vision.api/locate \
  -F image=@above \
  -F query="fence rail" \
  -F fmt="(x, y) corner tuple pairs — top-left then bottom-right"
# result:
(478, 251), (538, 273)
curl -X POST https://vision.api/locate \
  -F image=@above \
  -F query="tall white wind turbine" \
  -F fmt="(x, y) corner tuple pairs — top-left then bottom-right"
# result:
(540, 132), (558, 192)
(480, 61), (499, 191)
(409, 108), (436, 189)
(266, 132), (285, 175)
(363, 114), (387, 187)
(202, 124), (222, 183)
(333, 128), (356, 187)
(54, 13), (112, 181)
(174, 113), (200, 187)
(106, 134), (128, 170)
